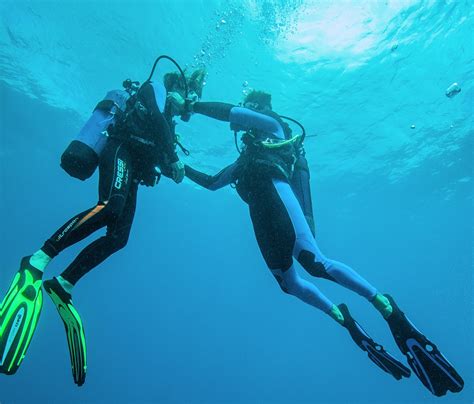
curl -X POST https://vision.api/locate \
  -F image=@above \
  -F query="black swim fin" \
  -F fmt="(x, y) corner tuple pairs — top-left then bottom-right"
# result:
(44, 278), (87, 387)
(384, 294), (464, 396)
(338, 304), (411, 381)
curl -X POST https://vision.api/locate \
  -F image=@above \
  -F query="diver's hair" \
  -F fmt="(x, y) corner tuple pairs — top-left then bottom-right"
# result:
(163, 69), (206, 97)
(163, 72), (184, 93)
(244, 90), (272, 110)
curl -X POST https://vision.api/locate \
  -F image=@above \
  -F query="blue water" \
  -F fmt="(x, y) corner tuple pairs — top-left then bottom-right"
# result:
(0, 0), (472, 403)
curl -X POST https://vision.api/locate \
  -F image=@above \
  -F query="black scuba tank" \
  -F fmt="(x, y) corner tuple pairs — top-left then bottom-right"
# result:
(61, 89), (130, 180)
(290, 154), (316, 236)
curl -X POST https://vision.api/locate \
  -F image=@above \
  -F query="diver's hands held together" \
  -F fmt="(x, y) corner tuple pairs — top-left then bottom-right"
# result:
(166, 91), (198, 121)
(167, 92), (186, 116)
(171, 160), (185, 183)
(141, 161), (184, 185)
(140, 166), (161, 187)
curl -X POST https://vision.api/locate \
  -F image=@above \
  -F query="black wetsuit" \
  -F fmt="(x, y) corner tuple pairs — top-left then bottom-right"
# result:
(41, 82), (178, 285)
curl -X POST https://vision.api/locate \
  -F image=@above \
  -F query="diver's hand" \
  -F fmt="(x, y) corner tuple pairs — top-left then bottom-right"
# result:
(167, 91), (186, 116)
(140, 166), (161, 187)
(171, 160), (185, 183)
(181, 91), (199, 122)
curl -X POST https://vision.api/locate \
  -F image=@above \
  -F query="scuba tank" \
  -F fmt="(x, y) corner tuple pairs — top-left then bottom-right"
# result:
(290, 151), (316, 237)
(61, 89), (130, 180)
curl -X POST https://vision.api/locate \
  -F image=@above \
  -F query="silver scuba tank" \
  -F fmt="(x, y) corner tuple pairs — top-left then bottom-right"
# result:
(61, 89), (130, 180)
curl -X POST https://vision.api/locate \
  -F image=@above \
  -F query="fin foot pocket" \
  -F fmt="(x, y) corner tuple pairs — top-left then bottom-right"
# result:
(338, 304), (411, 381)
(44, 278), (87, 386)
(384, 295), (464, 396)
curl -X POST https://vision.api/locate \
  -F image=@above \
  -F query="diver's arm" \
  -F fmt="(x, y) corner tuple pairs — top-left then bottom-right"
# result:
(192, 102), (284, 139)
(229, 107), (285, 138)
(185, 162), (239, 191)
(192, 102), (235, 121)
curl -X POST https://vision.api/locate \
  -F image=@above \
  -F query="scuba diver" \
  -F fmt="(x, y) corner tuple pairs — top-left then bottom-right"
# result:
(168, 89), (464, 397)
(0, 56), (206, 386)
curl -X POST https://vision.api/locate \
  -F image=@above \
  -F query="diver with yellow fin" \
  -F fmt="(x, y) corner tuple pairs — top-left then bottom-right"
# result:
(0, 56), (206, 385)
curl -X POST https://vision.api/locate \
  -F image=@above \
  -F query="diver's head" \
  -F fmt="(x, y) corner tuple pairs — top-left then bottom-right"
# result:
(243, 90), (272, 112)
(164, 71), (186, 98)
(163, 69), (206, 117)
(164, 68), (206, 118)
(163, 68), (206, 99)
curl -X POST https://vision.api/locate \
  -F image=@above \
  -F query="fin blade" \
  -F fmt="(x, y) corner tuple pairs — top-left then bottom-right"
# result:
(406, 339), (464, 396)
(0, 262), (43, 375)
(384, 294), (464, 396)
(338, 303), (410, 381)
(44, 280), (87, 387)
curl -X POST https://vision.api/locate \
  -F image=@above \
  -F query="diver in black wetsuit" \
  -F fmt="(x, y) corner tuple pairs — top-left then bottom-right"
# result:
(42, 81), (185, 285)
(171, 89), (464, 396)
(0, 68), (206, 386)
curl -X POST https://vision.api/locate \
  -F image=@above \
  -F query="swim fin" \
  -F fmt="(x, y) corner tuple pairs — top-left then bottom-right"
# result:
(0, 256), (43, 374)
(384, 294), (464, 396)
(338, 304), (411, 380)
(44, 277), (87, 386)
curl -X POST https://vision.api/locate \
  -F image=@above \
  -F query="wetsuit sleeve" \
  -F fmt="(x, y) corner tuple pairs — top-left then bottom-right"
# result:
(229, 107), (285, 139)
(192, 102), (284, 139)
(140, 82), (179, 163)
(192, 102), (235, 121)
(185, 163), (239, 190)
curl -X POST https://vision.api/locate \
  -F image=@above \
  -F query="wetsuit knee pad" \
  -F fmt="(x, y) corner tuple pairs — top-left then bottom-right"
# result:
(106, 224), (132, 253)
(297, 250), (335, 281)
(272, 273), (290, 294)
(270, 262), (293, 294)
(111, 232), (129, 251)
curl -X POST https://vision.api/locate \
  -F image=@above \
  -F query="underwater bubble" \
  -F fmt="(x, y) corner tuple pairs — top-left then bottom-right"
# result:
(221, 19), (226, 24)
(445, 82), (461, 98)
(410, 124), (416, 129)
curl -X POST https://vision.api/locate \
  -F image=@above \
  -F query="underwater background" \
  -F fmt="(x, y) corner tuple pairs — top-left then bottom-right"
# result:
(0, 0), (472, 403)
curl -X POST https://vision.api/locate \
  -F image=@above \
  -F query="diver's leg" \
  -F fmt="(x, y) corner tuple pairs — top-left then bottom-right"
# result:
(59, 182), (137, 286)
(42, 142), (137, 386)
(0, 145), (129, 375)
(40, 204), (110, 261)
(271, 179), (380, 302)
(248, 178), (343, 323)
(28, 199), (113, 273)
(247, 178), (415, 380)
(45, 180), (137, 386)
